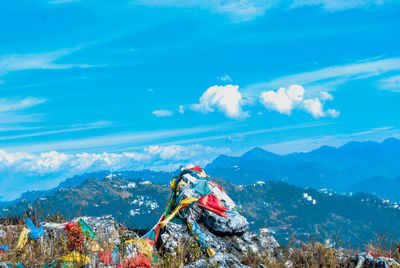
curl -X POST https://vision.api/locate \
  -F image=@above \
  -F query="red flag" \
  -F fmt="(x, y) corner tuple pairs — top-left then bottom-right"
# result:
(189, 165), (203, 172)
(197, 193), (228, 218)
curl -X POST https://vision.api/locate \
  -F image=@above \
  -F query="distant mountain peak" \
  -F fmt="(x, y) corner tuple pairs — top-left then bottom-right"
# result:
(241, 147), (278, 160)
(382, 137), (400, 144)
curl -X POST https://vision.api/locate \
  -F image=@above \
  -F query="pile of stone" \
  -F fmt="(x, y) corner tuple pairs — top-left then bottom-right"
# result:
(146, 164), (279, 267)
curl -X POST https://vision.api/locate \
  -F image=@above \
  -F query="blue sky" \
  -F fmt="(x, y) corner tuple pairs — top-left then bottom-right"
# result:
(0, 0), (399, 200)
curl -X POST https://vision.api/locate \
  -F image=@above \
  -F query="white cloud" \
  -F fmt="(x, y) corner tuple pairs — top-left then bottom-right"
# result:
(260, 85), (303, 115)
(0, 144), (230, 200)
(145, 144), (227, 161)
(326, 109), (340, 118)
(2, 125), (226, 153)
(0, 97), (46, 113)
(49, 0), (81, 4)
(179, 105), (185, 114)
(290, 0), (393, 11)
(152, 109), (173, 117)
(260, 84), (338, 118)
(219, 75), (232, 82)
(191, 85), (249, 119)
(246, 57), (400, 95)
(320, 91), (333, 100)
(149, 122), (334, 146)
(133, 0), (396, 22)
(302, 98), (325, 118)
(378, 75), (400, 91)
(263, 126), (398, 155)
(0, 121), (115, 141)
(0, 47), (93, 76)
(0, 97), (47, 124)
(133, 0), (273, 22)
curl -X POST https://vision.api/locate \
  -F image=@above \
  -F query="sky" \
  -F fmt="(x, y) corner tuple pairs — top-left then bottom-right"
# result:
(0, 0), (399, 200)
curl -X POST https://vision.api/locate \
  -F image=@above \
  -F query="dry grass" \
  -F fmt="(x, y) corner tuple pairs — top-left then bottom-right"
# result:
(1, 215), (400, 268)
(156, 238), (205, 267)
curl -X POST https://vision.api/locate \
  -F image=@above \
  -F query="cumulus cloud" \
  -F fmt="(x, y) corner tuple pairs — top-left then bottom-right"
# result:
(302, 98), (325, 118)
(152, 109), (173, 117)
(320, 91), (333, 101)
(260, 85), (339, 118)
(260, 85), (304, 115)
(191, 85), (249, 119)
(0, 144), (230, 200)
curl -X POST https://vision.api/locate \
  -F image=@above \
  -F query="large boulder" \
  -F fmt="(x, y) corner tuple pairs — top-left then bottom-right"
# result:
(161, 221), (278, 260)
(156, 164), (279, 265)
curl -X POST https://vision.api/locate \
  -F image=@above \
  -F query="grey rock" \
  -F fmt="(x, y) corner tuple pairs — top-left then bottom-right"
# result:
(160, 221), (196, 254)
(160, 220), (279, 259)
(354, 253), (400, 268)
(203, 209), (249, 234)
(184, 252), (250, 268)
(81, 216), (121, 244)
(0, 228), (6, 239)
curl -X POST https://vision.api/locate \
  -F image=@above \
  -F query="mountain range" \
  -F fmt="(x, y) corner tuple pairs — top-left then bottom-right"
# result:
(2, 138), (400, 247)
(3, 174), (400, 248)
(2, 137), (400, 208)
(206, 137), (400, 198)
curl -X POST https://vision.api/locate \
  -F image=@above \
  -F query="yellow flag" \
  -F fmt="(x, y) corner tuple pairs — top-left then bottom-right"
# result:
(159, 198), (198, 229)
(59, 252), (90, 264)
(15, 227), (31, 250)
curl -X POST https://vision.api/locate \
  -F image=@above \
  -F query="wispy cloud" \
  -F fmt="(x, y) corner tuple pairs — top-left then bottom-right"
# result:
(245, 57), (400, 95)
(49, 0), (81, 4)
(219, 75), (232, 82)
(152, 109), (173, 117)
(133, 0), (396, 22)
(0, 126), (45, 132)
(263, 126), (398, 155)
(0, 121), (116, 141)
(2, 124), (231, 153)
(145, 122), (335, 148)
(378, 75), (400, 92)
(290, 0), (395, 11)
(132, 0), (274, 22)
(0, 47), (94, 76)
(0, 97), (47, 124)
(0, 97), (46, 113)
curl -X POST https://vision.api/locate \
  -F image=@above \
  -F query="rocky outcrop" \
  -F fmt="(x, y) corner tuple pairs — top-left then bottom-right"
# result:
(353, 253), (400, 268)
(155, 164), (279, 267)
(161, 221), (278, 260)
